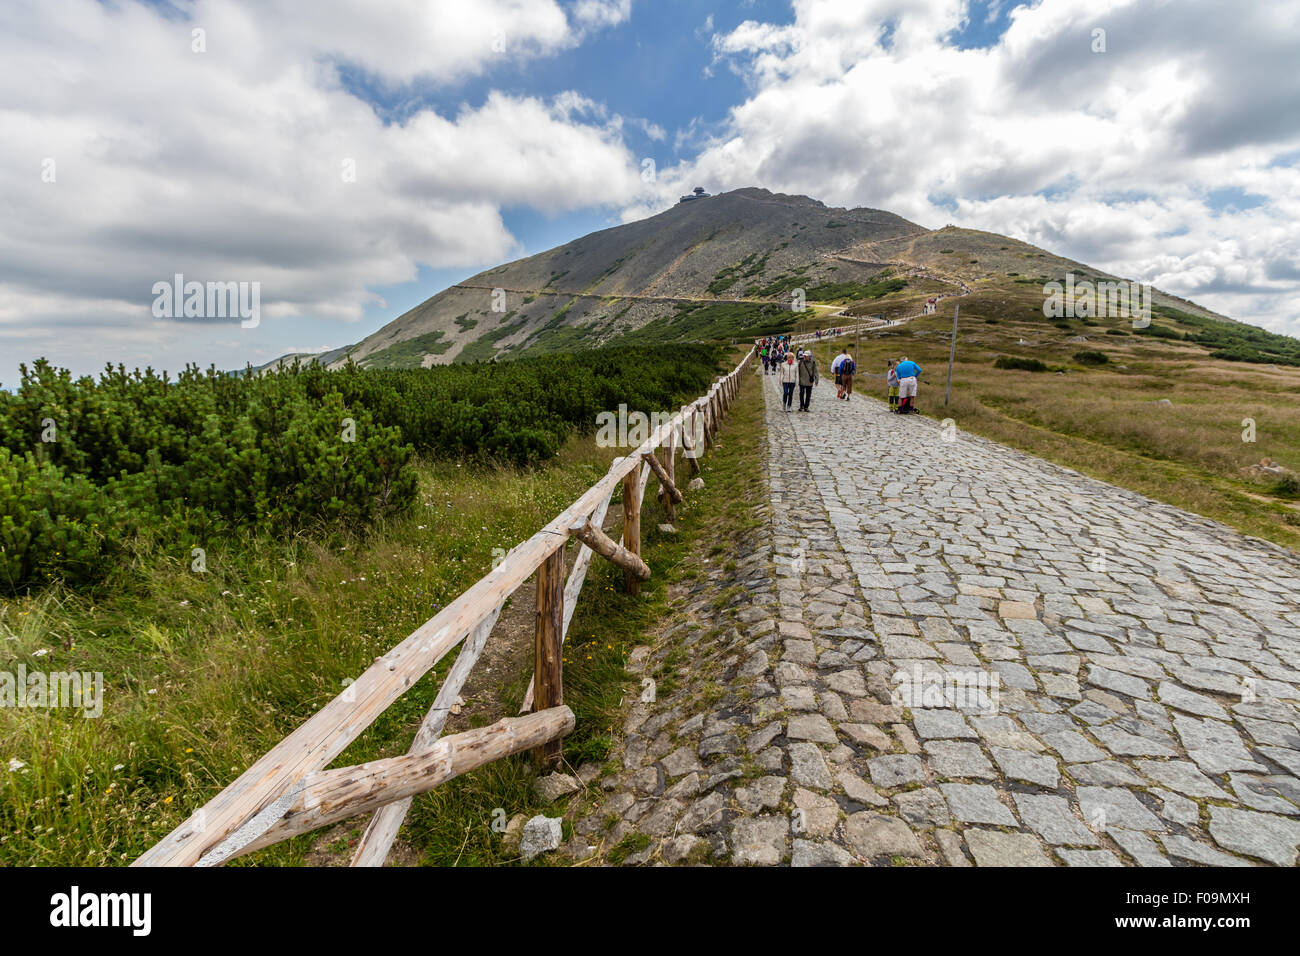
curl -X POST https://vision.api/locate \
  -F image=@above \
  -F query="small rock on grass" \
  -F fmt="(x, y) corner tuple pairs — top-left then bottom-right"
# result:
(520, 815), (563, 860)
(533, 773), (580, 803)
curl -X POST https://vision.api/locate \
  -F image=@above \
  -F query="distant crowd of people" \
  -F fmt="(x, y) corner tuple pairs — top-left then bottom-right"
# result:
(757, 335), (923, 415)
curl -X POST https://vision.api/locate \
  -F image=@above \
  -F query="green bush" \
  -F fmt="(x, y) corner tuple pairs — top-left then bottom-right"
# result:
(993, 356), (1049, 372)
(0, 448), (116, 592)
(1156, 305), (1300, 366)
(1272, 474), (1300, 499)
(0, 345), (723, 595)
(1135, 324), (1184, 340)
(1073, 350), (1109, 366)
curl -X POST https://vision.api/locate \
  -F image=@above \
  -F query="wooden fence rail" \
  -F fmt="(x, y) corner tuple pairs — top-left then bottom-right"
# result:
(134, 347), (755, 867)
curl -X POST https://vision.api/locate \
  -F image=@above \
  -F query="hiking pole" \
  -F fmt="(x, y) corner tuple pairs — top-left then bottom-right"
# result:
(944, 303), (959, 407)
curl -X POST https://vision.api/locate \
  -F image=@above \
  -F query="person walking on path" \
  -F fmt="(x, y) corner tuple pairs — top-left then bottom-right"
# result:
(895, 356), (922, 413)
(778, 350), (798, 411)
(887, 361), (899, 410)
(831, 348), (848, 398)
(838, 351), (856, 400)
(797, 348), (818, 411)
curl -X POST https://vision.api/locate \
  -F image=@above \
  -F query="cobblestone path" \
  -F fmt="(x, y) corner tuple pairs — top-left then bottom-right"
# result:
(573, 371), (1300, 866)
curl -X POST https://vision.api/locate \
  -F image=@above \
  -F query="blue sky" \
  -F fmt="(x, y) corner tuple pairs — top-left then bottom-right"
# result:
(2, 0), (1299, 385)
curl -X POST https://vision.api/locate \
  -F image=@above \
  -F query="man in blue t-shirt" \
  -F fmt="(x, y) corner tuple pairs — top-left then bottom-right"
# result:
(895, 357), (921, 413)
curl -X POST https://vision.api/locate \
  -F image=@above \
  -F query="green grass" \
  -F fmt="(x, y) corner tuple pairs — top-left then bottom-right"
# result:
(0, 439), (621, 866)
(1152, 305), (1300, 366)
(802, 277), (906, 304)
(610, 301), (792, 345)
(706, 252), (770, 295)
(453, 316), (528, 364)
(362, 330), (452, 368)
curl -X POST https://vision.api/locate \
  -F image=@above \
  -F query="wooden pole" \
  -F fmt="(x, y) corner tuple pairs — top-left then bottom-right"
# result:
(622, 464), (643, 596)
(571, 518), (651, 579)
(685, 407), (702, 475)
(519, 488), (615, 714)
(642, 451), (683, 504)
(212, 709), (576, 864)
(533, 547), (565, 768)
(945, 303), (959, 407)
(660, 429), (677, 521)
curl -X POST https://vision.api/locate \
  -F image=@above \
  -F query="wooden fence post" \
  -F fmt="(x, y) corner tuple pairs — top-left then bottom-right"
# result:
(622, 464), (643, 596)
(686, 407), (702, 476)
(662, 428), (677, 521)
(533, 546), (565, 768)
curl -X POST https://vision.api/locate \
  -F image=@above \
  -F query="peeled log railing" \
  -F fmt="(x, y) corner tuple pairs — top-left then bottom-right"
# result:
(133, 347), (755, 867)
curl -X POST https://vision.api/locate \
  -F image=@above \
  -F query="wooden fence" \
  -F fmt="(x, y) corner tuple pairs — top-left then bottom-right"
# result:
(133, 348), (755, 867)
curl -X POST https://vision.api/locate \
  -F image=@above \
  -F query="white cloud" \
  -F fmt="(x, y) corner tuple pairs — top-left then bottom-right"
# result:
(661, 0), (1300, 336)
(570, 0), (633, 31)
(0, 0), (648, 378)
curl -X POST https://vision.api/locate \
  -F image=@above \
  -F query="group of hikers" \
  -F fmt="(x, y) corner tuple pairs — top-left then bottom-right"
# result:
(886, 356), (923, 413)
(758, 336), (819, 412)
(755, 335), (923, 414)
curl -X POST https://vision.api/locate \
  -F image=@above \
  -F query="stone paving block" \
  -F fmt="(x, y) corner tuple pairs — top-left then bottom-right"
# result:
(964, 828), (1052, 866)
(1057, 849), (1122, 867)
(1173, 714), (1268, 775)
(844, 812), (925, 860)
(1076, 786), (1164, 832)
(867, 754), (927, 788)
(1108, 829), (1171, 867)
(840, 722), (891, 750)
(791, 839), (856, 867)
(924, 740), (997, 779)
(894, 787), (951, 827)
(730, 816), (790, 865)
(940, 784), (1018, 826)
(911, 707), (978, 740)
(1041, 730), (1107, 763)
(787, 713), (838, 745)
(1207, 805), (1300, 865)
(989, 747), (1060, 788)
(1014, 793), (1099, 846)
(1156, 680), (1230, 720)
(788, 741), (834, 789)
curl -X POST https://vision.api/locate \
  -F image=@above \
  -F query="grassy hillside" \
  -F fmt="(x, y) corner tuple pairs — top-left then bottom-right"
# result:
(282, 188), (923, 369)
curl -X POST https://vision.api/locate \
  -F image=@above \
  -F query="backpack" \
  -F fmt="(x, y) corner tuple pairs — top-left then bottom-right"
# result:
(841, 357), (856, 374)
